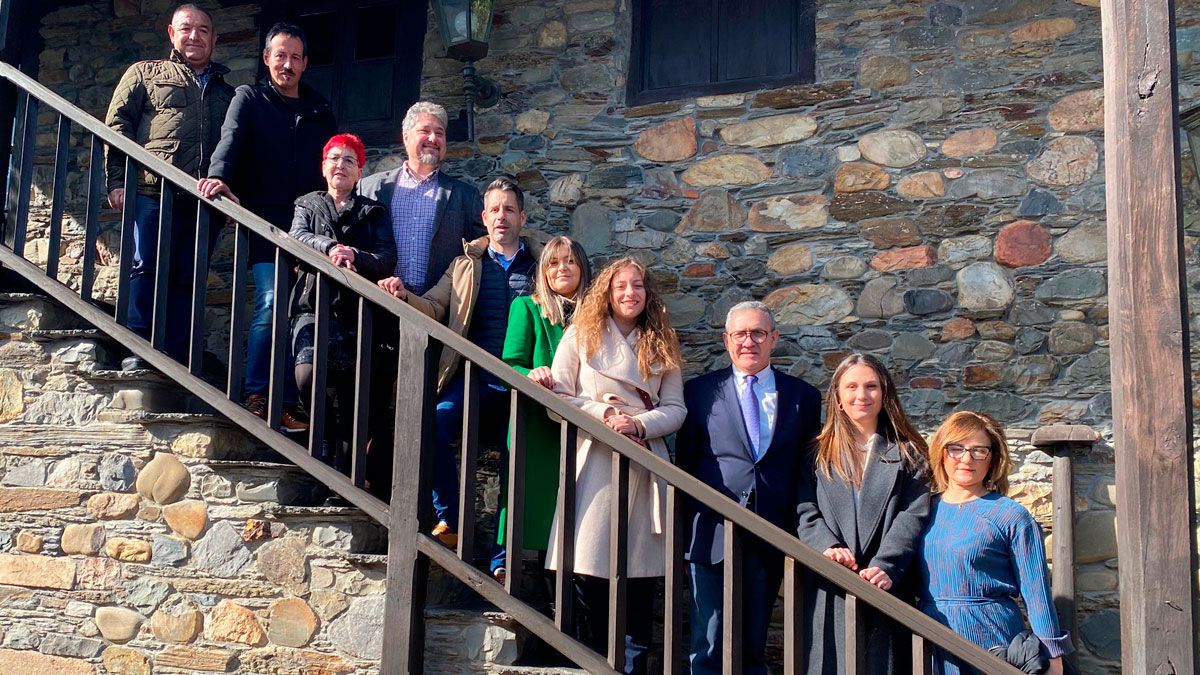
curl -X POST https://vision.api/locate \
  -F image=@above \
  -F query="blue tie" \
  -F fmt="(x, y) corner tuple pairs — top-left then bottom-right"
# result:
(740, 374), (761, 461)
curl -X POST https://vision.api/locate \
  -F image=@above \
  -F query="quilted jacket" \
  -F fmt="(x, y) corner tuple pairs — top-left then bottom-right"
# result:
(104, 50), (234, 193)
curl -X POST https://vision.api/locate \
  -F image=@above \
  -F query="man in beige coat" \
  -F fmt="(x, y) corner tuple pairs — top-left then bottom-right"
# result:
(380, 177), (541, 546)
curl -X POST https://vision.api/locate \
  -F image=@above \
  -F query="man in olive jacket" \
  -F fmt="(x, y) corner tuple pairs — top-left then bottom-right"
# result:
(104, 3), (234, 367)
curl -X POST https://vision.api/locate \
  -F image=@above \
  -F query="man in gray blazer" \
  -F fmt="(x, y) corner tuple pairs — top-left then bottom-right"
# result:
(362, 101), (485, 298)
(360, 101), (485, 502)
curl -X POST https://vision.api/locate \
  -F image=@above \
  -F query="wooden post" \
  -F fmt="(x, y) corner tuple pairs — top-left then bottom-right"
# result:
(1031, 424), (1097, 673)
(1100, 0), (1199, 672)
(382, 323), (437, 675)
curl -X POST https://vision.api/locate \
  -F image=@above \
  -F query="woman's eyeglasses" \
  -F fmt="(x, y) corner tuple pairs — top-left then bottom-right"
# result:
(324, 154), (359, 167)
(945, 444), (992, 461)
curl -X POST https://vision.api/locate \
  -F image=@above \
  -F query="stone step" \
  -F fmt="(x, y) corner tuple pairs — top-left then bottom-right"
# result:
(424, 608), (523, 674)
(482, 662), (585, 667)
(199, 459), (332, 507)
(423, 608), (593, 675)
(104, 410), (225, 425)
(85, 367), (167, 381)
(255, 504), (387, 554)
(22, 327), (106, 342)
(0, 292), (91, 331)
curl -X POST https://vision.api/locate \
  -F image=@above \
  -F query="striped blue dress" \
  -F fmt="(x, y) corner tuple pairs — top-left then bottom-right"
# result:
(915, 492), (1073, 674)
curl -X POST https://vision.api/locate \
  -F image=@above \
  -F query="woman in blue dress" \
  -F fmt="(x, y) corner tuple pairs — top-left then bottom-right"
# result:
(917, 410), (1073, 675)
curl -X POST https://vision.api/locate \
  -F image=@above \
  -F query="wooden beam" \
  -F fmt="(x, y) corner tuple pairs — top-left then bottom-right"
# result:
(1100, 0), (1198, 672)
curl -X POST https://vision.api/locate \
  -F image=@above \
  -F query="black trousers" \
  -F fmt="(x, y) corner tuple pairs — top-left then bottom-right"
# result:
(572, 574), (656, 675)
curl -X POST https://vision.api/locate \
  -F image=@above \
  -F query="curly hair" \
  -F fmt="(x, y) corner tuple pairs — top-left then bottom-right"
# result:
(572, 256), (681, 380)
(928, 410), (1012, 495)
(816, 352), (928, 486)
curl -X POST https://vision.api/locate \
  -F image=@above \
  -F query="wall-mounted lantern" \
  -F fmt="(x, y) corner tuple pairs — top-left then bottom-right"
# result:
(431, 0), (500, 141)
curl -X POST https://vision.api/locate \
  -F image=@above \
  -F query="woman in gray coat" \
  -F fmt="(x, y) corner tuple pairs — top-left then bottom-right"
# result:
(795, 353), (931, 675)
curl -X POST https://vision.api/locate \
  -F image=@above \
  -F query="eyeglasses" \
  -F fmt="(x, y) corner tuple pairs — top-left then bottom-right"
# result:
(945, 444), (992, 461)
(324, 154), (359, 167)
(726, 329), (771, 344)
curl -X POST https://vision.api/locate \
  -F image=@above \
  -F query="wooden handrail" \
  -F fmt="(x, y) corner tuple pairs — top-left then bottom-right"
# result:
(0, 60), (1024, 675)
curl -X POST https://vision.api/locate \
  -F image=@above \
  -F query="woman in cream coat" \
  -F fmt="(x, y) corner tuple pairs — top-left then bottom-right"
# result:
(547, 256), (686, 674)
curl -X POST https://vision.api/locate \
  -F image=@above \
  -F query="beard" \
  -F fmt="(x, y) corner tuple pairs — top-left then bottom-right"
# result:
(418, 151), (440, 165)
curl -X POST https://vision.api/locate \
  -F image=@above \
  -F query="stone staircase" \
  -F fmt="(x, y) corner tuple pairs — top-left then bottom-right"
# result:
(0, 289), (585, 673)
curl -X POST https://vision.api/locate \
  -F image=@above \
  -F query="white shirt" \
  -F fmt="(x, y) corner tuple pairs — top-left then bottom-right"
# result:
(733, 365), (777, 457)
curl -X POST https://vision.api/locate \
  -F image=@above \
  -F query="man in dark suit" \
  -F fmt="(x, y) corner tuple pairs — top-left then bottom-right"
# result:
(675, 301), (822, 675)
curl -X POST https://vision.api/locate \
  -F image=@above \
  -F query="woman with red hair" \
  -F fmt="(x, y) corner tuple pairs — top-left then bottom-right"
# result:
(289, 133), (395, 471)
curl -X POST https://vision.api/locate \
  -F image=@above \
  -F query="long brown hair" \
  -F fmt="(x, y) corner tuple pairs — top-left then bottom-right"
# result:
(928, 410), (1012, 495)
(573, 256), (681, 380)
(816, 353), (928, 485)
(531, 236), (592, 326)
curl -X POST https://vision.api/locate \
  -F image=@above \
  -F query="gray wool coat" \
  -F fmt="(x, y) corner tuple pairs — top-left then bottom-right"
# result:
(794, 436), (932, 675)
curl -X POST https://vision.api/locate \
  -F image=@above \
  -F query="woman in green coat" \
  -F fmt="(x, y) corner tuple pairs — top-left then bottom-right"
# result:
(493, 235), (592, 582)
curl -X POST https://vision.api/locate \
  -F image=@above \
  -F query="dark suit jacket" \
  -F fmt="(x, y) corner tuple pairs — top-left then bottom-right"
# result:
(357, 166), (485, 291)
(675, 366), (822, 565)
(795, 439), (930, 582)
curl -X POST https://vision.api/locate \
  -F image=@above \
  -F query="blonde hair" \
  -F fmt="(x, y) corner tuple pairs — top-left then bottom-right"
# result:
(928, 410), (1012, 495)
(532, 236), (592, 327)
(573, 256), (681, 380)
(816, 353), (928, 486)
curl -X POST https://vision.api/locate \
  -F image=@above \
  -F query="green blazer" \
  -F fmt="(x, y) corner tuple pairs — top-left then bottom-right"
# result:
(498, 296), (566, 550)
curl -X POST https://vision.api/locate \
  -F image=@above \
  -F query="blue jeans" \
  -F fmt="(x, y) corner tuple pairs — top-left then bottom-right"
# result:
(244, 261), (276, 396)
(431, 374), (509, 528)
(689, 554), (782, 675)
(127, 192), (218, 363)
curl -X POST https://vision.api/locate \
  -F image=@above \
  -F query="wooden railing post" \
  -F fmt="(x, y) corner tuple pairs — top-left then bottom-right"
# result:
(382, 322), (437, 675)
(1031, 424), (1097, 673)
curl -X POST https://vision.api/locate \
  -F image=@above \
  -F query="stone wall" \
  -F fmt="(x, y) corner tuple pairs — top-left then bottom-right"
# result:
(22, 0), (1200, 672)
(0, 293), (390, 673)
(0, 291), (539, 673)
(413, 1), (1194, 671)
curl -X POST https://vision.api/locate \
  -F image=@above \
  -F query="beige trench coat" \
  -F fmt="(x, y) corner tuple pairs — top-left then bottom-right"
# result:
(545, 320), (686, 579)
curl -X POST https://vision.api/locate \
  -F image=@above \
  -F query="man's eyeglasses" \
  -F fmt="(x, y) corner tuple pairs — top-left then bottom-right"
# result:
(945, 444), (992, 461)
(324, 154), (359, 167)
(726, 330), (770, 344)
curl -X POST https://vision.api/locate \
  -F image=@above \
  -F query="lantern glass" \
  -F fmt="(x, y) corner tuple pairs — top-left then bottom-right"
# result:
(432, 0), (495, 60)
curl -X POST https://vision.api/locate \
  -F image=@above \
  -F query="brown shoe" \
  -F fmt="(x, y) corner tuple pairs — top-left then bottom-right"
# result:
(431, 521), (458, 548)
(244, 393), (267, 419)
(281, 407), (309, 433)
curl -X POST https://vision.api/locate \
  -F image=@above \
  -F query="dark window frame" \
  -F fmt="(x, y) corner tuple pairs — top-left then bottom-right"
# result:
(625, 0), (816, 106)
(256, 0), (426, 146)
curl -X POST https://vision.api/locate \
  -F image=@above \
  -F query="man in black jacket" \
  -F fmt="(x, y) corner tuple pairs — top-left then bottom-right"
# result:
(198, 22), (336, 429)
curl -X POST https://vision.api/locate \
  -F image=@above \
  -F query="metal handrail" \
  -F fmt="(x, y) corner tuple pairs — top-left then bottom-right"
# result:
(0, 59), (1022, 675)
